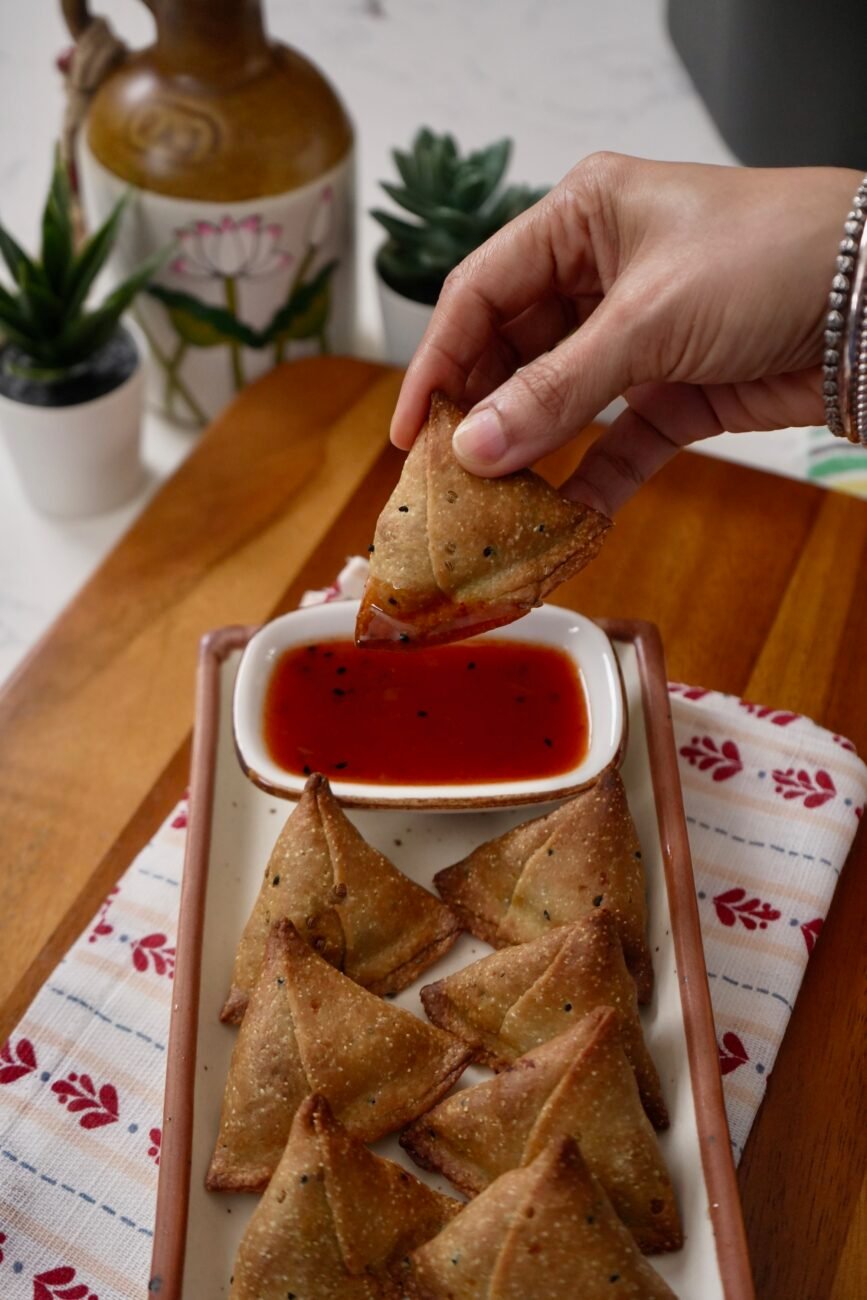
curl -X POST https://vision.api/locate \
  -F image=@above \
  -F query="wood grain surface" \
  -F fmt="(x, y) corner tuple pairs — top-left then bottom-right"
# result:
(0, 357), (864, 1299)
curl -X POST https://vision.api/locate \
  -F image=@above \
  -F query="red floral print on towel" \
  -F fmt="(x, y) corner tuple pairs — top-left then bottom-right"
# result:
(800, 918), (824, 955)
(50, 1073), (119, 1130)
(33, 1265), (98, 1300)
(738, 700), (800, 726)
(668, 682), (711, 701)
(87, 887), (119, 945)
(0, 1038), (37, 1085)
(148, 1127), (161, 1166)
(679, 736), (742, 781)
(130, 933), (175, 979)
(170, 788), (190, 829)
(771, 767), (836, 809)
(718, 1031), (749, 1075)
(713, 888), (781, 931)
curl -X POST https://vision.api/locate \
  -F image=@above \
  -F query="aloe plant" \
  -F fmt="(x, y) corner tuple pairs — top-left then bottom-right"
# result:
(0, 151), (167, 384)
(372, 129), (546, 305)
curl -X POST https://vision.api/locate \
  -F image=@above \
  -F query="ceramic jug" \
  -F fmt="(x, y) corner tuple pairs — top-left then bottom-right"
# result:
(63, 0), (355, 426)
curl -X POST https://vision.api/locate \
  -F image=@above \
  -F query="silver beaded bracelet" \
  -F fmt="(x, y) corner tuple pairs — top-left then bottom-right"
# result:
(824, 177), (867, 444)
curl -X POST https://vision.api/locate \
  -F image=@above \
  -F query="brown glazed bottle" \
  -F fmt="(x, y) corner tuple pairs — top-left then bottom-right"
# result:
(65, 0), (356, 426)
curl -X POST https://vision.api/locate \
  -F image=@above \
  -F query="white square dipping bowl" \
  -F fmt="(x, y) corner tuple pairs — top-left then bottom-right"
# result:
(232, 600), (624, 809)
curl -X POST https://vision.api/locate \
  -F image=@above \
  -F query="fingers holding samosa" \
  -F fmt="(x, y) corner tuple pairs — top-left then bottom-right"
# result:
(357, 392), (611, 648)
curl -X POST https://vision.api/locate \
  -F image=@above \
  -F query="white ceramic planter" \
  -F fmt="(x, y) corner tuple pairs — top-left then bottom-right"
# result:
(0, 333), (145, 519)
(377, 274), (435, 366)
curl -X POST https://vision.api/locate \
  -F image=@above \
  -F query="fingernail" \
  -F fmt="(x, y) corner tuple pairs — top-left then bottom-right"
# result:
(452, 407), (507, 469)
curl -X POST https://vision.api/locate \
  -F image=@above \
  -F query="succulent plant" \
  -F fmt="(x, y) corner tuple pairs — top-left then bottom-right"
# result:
(372, 129), (546, 305)
(0, 151), (167, 383)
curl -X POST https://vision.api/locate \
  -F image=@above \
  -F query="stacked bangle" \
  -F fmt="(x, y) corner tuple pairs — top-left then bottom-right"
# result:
(824, 177), (867, 444)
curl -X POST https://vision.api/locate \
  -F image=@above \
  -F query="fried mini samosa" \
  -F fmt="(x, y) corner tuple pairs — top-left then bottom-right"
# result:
(420, 910), (667, 1129)
(435, 769), (653, 1002)
(221, 773), (459, 1022)
(229, 1095), (460, 1300)
(356, 392), (611, 648)
(402, 1007), (681, 1253)
(207, 920), (471, 1191)
(407, 1136), (676, 1299)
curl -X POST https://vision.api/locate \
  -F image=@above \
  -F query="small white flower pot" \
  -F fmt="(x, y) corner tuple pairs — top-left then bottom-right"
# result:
(0, 331), (145, 519)
(376, 274), (436, 367)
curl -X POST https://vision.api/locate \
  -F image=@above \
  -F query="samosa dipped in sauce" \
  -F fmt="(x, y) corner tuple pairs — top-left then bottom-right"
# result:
(356, 393), (611, 648)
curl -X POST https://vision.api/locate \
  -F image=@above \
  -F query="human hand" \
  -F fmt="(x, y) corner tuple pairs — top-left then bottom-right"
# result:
(390, 155), (860, 514)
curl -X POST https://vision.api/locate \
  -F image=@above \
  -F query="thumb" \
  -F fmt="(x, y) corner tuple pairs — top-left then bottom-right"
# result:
(451, 297), (633, 475)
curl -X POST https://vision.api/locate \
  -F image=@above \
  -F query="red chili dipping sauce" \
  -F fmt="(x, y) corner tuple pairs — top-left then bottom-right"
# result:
(263, 638), (588, 785)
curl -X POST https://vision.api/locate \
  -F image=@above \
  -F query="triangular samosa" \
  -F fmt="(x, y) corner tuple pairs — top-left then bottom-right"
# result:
(407, 1136), (677, 1299)
(420, 910), (667, 1129)
(229, 1094), (460, 1300)
(207, 920), (471, 1191)
(356, 392), (611, 648)
(402, 1006), (681, 1253)
(221, 773), (459, 1022)
(435, 769), (653, 1002)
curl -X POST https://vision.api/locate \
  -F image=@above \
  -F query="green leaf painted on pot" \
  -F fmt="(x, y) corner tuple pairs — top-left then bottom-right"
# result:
(264, 260), (337, 344)
(147, 284), (263, 349)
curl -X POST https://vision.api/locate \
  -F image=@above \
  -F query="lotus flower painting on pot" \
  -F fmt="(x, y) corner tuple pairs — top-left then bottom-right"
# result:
(135, 183), (346, 425)
(171, 215), (294, 281)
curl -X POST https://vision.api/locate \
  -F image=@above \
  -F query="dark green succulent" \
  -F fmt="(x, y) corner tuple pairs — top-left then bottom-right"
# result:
(0, 150), (168, 383)
(372, 129), (546, 305)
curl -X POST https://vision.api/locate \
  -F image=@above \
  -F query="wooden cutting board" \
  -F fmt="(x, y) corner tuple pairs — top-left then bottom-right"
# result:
(0, 357), (864, 1300)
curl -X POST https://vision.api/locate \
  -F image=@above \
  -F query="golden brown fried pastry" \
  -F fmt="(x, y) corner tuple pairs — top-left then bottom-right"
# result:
(402, 1006), (681, 1253)
(207, 920), (471, 1191)
(356, 392), (611, 648)
(420, 910), (667, 1129)
(435, 770), (653, 1002)
(407, 1136), (676, 1299)
(229, 1095), (460, 1300)
(221, 773), (459, 1022)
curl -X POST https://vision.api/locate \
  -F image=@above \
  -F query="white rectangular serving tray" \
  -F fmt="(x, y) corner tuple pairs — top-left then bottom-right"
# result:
(149, 618), (753, 1300)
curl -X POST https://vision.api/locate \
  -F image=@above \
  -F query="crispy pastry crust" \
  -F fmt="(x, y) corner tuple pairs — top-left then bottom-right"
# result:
(221, 773), (460, 1023)
(228, 1095), (460, 1300)
(207, 919), (472, 1191)
(356, 392), (611, 648)
(406, 1136), (677, 1299)
(420, 911), (668, 1129)
(435, 768), (653, 1003)
(402, 1007), (681, 1253)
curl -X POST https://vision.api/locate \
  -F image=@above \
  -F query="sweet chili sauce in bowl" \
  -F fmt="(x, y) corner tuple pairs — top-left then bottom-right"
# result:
(263, 639), (587, 785)
(233, 601), (623, 809)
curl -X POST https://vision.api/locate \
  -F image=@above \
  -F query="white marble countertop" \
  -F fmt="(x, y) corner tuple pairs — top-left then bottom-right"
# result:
(0, 0), (775, 682)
